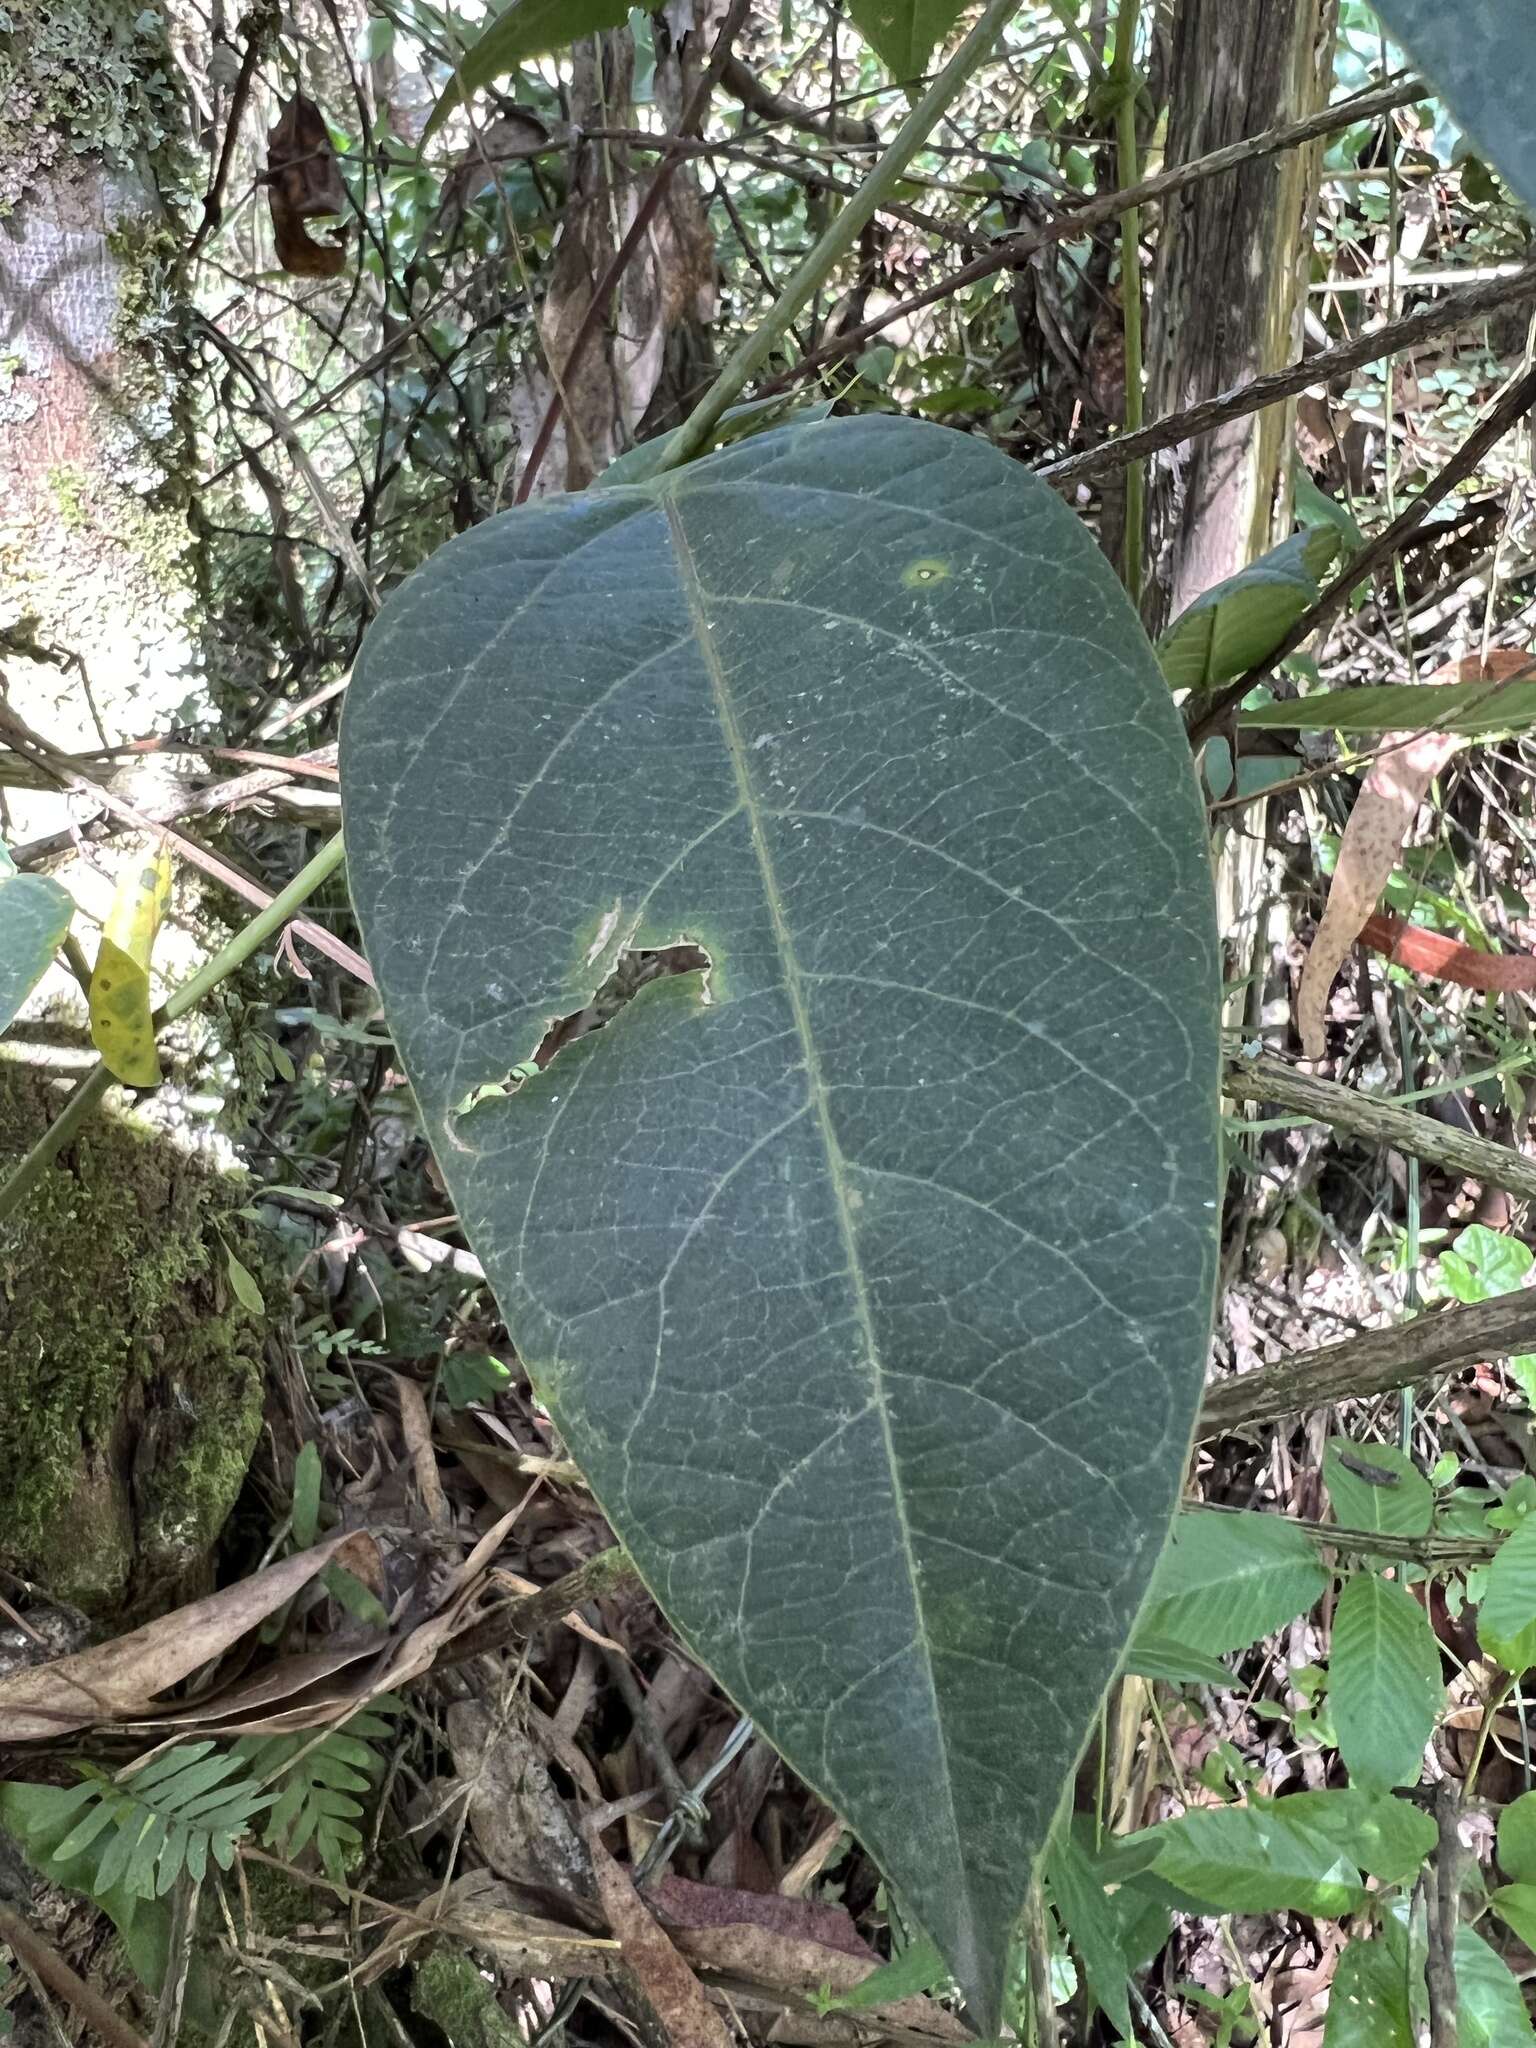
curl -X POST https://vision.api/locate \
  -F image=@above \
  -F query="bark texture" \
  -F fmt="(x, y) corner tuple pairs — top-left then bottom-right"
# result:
(1145, 0), (1339, 630)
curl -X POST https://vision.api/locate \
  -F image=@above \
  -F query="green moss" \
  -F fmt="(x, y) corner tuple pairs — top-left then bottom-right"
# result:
(412, 1951), (523, 2048)
(47, 464), (89, 531)
(0, 0), (182, 216)
(0, 1064), (265, 1617)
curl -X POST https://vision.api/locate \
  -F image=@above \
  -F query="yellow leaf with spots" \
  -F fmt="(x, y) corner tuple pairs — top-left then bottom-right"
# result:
(90, 844), (173, 1085)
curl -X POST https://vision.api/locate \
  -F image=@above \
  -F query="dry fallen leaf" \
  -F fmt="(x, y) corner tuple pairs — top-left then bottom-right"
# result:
(1296, 650), (1534, 1057)
(0, 1530), (361, 1740)
(447, 1699), (597, 1903)
(584, 1820), (735, 2048)
(266, 93), (349, 278)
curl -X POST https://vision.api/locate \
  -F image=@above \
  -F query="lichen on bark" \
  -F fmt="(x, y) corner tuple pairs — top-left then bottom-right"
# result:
(0, 1064), (265, 1619)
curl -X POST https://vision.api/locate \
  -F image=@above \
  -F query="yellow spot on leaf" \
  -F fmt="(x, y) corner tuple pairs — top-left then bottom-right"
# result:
(902, 556), (951, 590)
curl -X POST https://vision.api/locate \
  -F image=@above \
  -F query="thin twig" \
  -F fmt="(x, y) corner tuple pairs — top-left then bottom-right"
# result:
(755, 73), (1425, 395)
(654, 0), (1021, 476)
(1225, 1046), (1536, 1205)
(1197, 1290), (1536, 1438)
(1188, 357), (1536, 744)
(1110, 0), (1145, 604)
(0, 1901), (154, 2048)
(1042, 259), (1536, 490)
(441, 1546), (638, 1668)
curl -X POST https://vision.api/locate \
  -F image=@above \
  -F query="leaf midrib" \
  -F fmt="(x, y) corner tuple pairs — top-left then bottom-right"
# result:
(661, 489), (967, 1895)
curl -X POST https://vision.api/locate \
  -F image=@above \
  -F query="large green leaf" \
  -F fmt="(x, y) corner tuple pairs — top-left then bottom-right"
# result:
(845, 0), (967, 77)
(1265, 1789), (1435, 1887)
(1157, 528), (1339, 692)
(340, 413), (1220, 2027)
(1046, 1837), (1130, 2038)
(1369, 1), (1536, 213)
(1329, 1573), (1442, 1791)
(1455, 1923), (1536, 2046)
(1136, 1508), (1329, 1655)
(423, 0), (637, 143)
(1498, 1791), (1536, 1883)
(0, 842), (72, 1032)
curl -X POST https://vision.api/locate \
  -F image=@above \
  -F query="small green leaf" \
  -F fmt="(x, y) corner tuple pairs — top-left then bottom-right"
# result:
(439, 1353), (513, 1410)
(357, 14), (393, 61)
(1324, 1934), (1415, 2047)
(1323, 1440), (1434, 1538)
(321, 1563), (390, 1628)
(222, 1239), (264, 1316)
(1158, 528), (1339, 692)
(1439, 1224), (1535, 1304)
(1479, 1517), (1536, 1669)
(1138, 1509), (1329, 1656)
(1491, 1883), (1536, 1952)
(1130, 1804), (1369, 1916)
(843, 0), (968, 76)
(0, 841), (72, 1032)
(1120, 1631), (1232, 1688)
(1329, 1574), (1442, 1791)
(292, 1441), (322, 1549)
(811, 1938), (948, 2014)
(1241, 677), (1536, 737)
(1499, 1792), (1536, 1883)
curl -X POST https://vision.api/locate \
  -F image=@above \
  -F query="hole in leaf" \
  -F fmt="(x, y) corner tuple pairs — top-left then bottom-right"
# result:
(453, 944), (710, 1117)
(535, 942), (710, 1067)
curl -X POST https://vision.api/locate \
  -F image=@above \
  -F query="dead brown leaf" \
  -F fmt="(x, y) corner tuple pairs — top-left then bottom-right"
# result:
(0, 1531), (361, 1740)
(584, 1820), (735, 2048)
(447, 1699), (597, 1904)
(394, 1372), (450, 1531)
(1296, 650), (1534, 1056)
(266, 94), (349, 278)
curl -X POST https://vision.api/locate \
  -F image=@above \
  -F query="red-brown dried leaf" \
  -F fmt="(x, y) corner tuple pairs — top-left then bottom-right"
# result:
(1359, 912), (1536, 993)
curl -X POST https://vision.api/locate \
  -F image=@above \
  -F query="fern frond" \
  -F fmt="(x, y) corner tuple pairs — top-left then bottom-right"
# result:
(39, 1743), (273, 1901)
(234, 1698), (398, 1883)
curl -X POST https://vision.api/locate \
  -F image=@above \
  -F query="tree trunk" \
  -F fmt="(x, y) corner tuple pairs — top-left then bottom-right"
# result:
(1145, 0), (1339, 632)
(0, 4), (264, 1624)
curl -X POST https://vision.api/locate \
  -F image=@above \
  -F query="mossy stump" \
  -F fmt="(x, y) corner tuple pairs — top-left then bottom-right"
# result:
(0, 1065), (265, 1619)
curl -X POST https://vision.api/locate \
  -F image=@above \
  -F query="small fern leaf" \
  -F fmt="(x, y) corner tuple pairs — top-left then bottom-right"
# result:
(30, 1745), (276, 1903)
(234, 1712), (394, 1884)
(51, 1788), (120, 1865)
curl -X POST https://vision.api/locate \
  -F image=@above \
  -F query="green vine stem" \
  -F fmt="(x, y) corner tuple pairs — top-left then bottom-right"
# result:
(652, 0), (1023, 477)
(0, 829), (347, 1226)
(1111, 0), (1146, 607)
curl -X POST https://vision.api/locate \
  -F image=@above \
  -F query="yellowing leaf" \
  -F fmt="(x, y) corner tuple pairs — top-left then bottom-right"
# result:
(90, 845), (173, 1085)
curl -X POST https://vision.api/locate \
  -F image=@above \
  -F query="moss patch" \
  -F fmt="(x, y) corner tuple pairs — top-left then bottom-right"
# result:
(0, 0), (181, 217)
(0, 1064), (265, 1617)
(412, 1951), (523, 2048)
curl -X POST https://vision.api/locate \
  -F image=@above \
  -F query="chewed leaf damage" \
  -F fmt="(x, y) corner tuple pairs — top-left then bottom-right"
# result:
(451, 941), (711, 1119)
